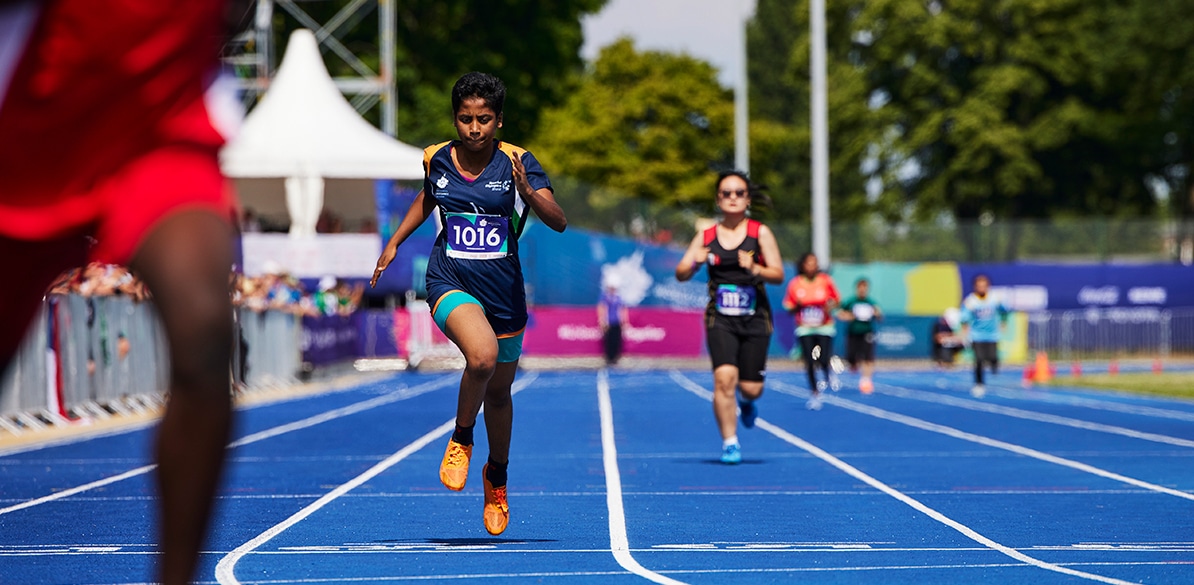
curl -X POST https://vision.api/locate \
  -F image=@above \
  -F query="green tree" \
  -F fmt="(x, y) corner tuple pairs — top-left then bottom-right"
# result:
(747, 0), (876, 224)
(529, 38), (735, 210)
(748, 0), (1194, 235)
(259, 0), (607, 146)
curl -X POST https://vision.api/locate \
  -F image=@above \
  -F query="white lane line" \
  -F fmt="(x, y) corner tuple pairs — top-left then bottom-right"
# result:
(228, 376), (457, 448)
(0, 375), (457, 517)
(985, 387), (1194, 423)
(875, 382), (1194, 449)
(669, 371), (1137, 585)
(0, 465), (155, 516)
(885, 373), (1194, 423)
(769, 379), (1194, 502)
(216, 371), (539, 585)
(597, 368), (688, 585)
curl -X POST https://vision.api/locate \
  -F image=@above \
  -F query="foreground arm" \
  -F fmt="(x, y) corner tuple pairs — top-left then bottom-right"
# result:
(371, 190), (435, 287)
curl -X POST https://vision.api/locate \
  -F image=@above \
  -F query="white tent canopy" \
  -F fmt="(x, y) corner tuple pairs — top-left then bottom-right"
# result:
(220, 29), (423, 236)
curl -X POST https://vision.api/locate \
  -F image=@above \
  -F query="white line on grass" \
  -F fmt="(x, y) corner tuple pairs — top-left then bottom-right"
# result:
(0, 375), (457, 517)
(597, 368), (688, 585)
(768, 379), (1194, 502)
(215, 372), (539, 585)
(669, 371), (1138, 585)
(875, 382), (1194, 449)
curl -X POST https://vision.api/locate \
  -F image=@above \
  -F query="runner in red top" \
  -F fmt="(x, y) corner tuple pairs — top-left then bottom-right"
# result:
(782, 253), (841, 409)
(0, 3), (240, 583)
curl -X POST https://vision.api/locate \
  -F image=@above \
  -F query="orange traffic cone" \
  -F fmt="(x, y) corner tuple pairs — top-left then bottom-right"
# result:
(1032, 351), (1053, 384)
(1109, 359), (1119, 375)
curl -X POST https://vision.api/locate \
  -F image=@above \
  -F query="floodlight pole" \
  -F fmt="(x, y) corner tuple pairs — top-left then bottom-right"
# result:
(380, 0), (395, 136)
(810, 0), (830, 264)
(734, 0), (750, 175)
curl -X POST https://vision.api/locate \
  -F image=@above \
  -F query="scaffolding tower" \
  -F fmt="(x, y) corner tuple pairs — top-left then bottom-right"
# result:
(223, 0), (397, 136)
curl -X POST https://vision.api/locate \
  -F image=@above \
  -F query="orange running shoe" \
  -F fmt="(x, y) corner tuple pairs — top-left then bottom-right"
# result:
(482, 463), (509, 535)
(860, 377), (874, 394)
(439, 439), (472, 491)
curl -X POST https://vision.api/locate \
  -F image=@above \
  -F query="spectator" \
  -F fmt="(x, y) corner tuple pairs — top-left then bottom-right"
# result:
(932, 307), (965, 369)
(597, 280), (629, 366)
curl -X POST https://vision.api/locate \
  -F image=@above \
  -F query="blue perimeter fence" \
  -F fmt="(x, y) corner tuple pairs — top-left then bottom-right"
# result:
(3, 295), (1193, 437)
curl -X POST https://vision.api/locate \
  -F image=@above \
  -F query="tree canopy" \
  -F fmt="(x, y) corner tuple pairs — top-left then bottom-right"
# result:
(528, 38), (735, 209)
(748, 0), (1194, 225)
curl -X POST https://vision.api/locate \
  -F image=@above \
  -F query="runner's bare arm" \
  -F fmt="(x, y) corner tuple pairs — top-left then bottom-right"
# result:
(752, 224), (785, 284)
(371, 190), (435, 288)
(675, 232), (710, 282)
(512, 155), (567, 232)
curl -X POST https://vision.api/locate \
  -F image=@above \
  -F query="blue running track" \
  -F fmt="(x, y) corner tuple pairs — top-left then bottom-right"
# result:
(2, 366), (1193, 584)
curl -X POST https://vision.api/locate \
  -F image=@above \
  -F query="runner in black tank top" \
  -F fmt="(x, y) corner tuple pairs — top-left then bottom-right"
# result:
(676, 171), (785, 465)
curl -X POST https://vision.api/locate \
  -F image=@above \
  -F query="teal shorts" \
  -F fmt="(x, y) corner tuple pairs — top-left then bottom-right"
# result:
(431, 290), (525, 363)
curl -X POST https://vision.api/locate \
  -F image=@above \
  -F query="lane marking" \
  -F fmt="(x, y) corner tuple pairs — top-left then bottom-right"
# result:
(597, 368), (688, 585)
(669, 371), (1137, 585)
(0, 375), (457, 517)
(769, 379), (1194, 502)
(215, 372), (538, 585)
(884, 373), (1194, 423)
(875, 382), (1194, 448)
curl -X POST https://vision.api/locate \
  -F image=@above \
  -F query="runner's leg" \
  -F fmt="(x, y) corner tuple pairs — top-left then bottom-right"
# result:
(130, 210), (234, 585)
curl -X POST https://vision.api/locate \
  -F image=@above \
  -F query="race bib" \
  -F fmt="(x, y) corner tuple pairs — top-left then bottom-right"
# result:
(800, 306), (826, 327)
(445, 213), (509, 259)
(716, 284), (756, 316)
(852, 303), (875, 322)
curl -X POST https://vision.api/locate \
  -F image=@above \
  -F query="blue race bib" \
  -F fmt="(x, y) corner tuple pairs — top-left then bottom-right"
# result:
(445, 213), (509, 259)
(800, 306), (827, 326)
(716, 284), (757, 316)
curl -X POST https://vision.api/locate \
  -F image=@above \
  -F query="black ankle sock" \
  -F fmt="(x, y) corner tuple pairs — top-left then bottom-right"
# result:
(451, 423), (474, 446)
(486, 458), (508, 487)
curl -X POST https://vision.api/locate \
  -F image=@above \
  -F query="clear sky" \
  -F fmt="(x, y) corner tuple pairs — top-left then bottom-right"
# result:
(581, 0), (756, 90)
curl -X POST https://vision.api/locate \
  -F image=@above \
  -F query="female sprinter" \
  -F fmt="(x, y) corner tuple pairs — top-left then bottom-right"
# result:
(782, 253), (841, 410)
(675, 171), (784, 464)
(370, 72), (567, 534)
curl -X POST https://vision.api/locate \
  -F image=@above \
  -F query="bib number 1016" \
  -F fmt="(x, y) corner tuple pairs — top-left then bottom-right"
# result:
(445, 213), (509, 260)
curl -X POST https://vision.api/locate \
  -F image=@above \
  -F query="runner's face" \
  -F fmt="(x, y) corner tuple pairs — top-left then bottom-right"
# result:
(716, 175), (749, 214)
(974, 277), (989, 296)
(454, 97), (501, 152)
(802, 255), (819, 275)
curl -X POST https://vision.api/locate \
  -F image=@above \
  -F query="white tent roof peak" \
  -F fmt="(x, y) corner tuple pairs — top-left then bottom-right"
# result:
(219, 29), (424, 180)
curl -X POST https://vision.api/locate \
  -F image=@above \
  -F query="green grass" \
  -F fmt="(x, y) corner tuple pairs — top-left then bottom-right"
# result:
(1050, 372), (1194, 400)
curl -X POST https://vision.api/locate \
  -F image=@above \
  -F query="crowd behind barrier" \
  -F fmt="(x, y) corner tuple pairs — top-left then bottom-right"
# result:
(0, 263), (370, 435)
(7, 261), (1194, 435)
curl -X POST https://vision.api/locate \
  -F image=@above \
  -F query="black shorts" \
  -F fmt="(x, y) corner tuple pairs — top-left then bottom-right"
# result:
(846, 332), (876, 365)
(933, 344), (961, 363)
(973, 341), (999, 363)
(706, 314), (771, 382)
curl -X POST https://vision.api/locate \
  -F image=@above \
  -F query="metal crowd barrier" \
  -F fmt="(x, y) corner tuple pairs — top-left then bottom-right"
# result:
(1, 295), (303, 436)
(237, 307), (302, 387)
(1028, 307), (1194, 360)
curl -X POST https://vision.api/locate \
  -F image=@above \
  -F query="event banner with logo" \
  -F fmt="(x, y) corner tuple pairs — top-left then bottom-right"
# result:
(522, 307), (706, 357)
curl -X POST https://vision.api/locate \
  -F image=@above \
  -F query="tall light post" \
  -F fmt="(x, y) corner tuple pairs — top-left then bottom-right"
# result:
(734, 0), (751, 175)
(810, 0), (830, 264)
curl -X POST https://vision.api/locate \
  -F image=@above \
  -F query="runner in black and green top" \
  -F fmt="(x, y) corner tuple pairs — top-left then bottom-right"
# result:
(837, 277), (882, 394)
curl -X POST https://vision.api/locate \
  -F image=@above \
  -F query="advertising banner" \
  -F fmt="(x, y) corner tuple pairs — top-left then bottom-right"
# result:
(300, 314), (359, 365)
(523, 307), (706, 357)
